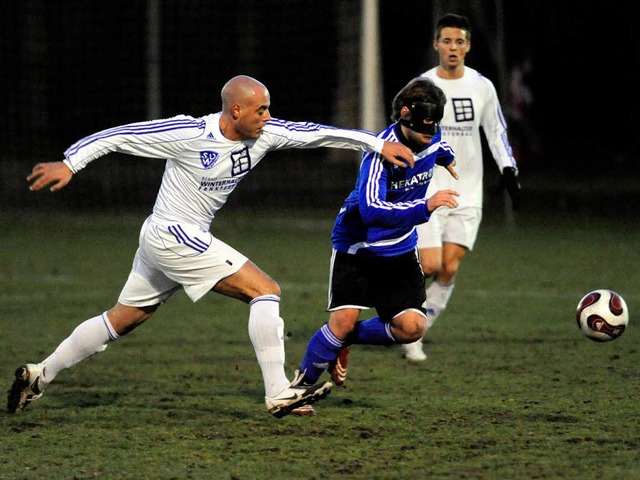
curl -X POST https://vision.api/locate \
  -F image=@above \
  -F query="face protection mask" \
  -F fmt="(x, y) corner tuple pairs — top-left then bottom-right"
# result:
(400, 101), (444, 134)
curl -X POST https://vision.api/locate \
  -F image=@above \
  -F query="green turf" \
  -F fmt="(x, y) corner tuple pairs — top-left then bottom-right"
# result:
(1, 207), (638, 480)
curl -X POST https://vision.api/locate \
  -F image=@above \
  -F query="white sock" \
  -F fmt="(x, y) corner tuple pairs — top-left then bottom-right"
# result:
(39, 312), (118, 388)
(425, 281), (455, 330)
(248, 295), (290, 398)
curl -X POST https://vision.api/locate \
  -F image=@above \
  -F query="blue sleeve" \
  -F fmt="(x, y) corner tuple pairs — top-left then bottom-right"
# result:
(357, 153), (430, 228)
(435, 140), (455, 167)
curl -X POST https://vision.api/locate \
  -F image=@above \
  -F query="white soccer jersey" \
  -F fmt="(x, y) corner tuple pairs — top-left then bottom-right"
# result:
(63, 113), (385, 231)
(421, 66), (516, 208)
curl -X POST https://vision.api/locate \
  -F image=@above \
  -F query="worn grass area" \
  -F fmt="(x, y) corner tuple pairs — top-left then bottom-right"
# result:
(1, 207), (639, 480)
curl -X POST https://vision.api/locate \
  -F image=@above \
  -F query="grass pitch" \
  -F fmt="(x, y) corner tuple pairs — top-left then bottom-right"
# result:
(1, 206), (638, 479)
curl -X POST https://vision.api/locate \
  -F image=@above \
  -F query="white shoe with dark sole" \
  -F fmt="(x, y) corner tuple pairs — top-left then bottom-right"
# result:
(265, 370), (332, 418)
(7, 364), (44, 413)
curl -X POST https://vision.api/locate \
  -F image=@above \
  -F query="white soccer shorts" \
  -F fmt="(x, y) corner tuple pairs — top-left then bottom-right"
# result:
(416, 206), (482, 251)
(118, 217), (247, 306)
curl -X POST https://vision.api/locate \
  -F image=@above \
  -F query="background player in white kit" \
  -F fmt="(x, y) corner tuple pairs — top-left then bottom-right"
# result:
(401, 13), (521, 361)
(8, 75), (416, 418)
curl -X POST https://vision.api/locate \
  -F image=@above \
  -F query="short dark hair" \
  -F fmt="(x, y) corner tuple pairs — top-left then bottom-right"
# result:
(434, 13), (471, 42)
(390, 77), (446, 122)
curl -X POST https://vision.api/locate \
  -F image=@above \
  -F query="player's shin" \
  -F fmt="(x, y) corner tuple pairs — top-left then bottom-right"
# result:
(299, 324), (345, 384)
(248, 295), (290, 397)
(40, 312), (118, 387)
(347, 317), (396, 345)
(425, 281), (454, 330)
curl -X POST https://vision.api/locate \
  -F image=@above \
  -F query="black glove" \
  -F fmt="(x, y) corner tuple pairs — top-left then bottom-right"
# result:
(500, 167), (521, 210)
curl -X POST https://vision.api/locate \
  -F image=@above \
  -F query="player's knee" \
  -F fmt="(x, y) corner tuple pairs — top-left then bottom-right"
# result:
(440, 263), (459, 282)
(406, 321), (426, 341)
(107, 303), (158, 336)
(261, 278), (281, 297)
(392, 311), (426, 341)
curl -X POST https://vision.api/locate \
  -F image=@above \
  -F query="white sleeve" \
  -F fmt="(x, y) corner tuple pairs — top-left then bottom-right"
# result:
(263, 118), (384, 154)
(63, 115), (205, 173)
(480, 80), (518, 173)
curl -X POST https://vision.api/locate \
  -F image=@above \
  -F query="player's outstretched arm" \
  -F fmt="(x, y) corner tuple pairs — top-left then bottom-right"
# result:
(381, 141), (415, 168)
(426, 189), (459, 213)
(27, 161), (73, 192)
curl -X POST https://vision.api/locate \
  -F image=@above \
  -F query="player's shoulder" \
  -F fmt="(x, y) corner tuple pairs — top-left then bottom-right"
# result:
(155, 113), (209, 132)
(425, 132), (453, 156)
(464, 67), (497, 91)
(198, 112), (219, 126)
(378, 123), (398, 141)
(134, 114), (207, 141)
(419, 68), (438, 79)
(263, 117), (326, 135)
(161, 113), (203, 122)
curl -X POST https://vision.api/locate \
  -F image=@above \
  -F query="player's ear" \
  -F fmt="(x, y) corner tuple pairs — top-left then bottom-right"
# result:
(231, 104), (241, 120)
(400, 106), (411, 120)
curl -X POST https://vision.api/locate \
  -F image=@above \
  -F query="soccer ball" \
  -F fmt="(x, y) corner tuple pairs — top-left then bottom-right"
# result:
(576, 289), (629, 342)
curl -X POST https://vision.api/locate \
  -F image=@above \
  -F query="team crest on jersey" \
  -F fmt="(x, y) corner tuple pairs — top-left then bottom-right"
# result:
(452, 98), (474, 122)
(200, 151), (219, 169)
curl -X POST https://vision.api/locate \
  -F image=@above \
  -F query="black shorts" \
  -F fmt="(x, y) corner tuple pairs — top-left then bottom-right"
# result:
(327, 249), (426, 322)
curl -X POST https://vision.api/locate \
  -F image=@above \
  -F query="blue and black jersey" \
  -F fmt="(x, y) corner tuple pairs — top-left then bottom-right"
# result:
(332, 122), (454, 257)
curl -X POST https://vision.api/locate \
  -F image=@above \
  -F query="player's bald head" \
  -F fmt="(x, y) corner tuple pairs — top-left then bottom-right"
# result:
(221, 75), (269, 113)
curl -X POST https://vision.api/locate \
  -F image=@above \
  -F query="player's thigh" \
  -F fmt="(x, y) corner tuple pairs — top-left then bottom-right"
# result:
(213, 259), (280, 302)
(118, 248), (182, 308)
(144, 221), (249, 302)
(418, 246), (442, 275)
(327, 249), (378, 311)
(372, 250), (426, 321)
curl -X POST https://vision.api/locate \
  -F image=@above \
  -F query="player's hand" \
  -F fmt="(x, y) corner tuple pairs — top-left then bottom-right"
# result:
(444, 160), (459, 180)
(500, 166), (521, 210)
(27, 161), (74, 192)
(426, 189), (459, 213)
(381, 141), (415, 168)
